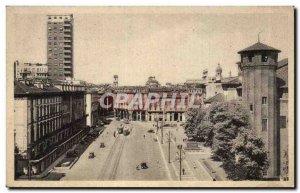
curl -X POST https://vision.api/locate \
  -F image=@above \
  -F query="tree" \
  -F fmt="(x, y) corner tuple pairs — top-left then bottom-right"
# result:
(229, 132), (269, 180)
(281, 150), (289, 181)
(196, 120), (214, 146)
(208, 102), (250, 160)
(184, 100), (269, 180)
(184, 109), (198, 137)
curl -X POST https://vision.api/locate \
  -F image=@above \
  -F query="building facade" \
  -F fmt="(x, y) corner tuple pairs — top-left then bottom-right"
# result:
(14, 79), (87, 177)
(85, 90), (101, 127)
(113, 86), (202, 122)
(14, 61), (48, 80)
(238, 41), (283, 179)
(47, 14), (73, 80)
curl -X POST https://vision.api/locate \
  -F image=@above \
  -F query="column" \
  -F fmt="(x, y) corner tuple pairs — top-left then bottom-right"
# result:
(167, 113), (170, 122)
(145, 112), (149, 121)
(182, 113), (186, 122)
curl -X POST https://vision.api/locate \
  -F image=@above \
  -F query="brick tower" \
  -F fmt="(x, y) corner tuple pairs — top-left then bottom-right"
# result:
(238, 41), (281, 178)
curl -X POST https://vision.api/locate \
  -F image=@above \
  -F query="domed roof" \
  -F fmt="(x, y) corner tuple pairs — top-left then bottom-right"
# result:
(146, 76), (160, 87)
(238, 42), (281, 54)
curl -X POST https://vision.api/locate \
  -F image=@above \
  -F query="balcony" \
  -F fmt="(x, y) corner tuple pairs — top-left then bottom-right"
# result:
(64, 50), (72, 56)
(63, 23), (71, 27)
(64, 55), (71, 59)
(64, 33), (71, 37)
(64, 60), (71, 63)
(64, 66), (72, 70)
(64, 39), (72, 43)
(64, 71), (72, 75)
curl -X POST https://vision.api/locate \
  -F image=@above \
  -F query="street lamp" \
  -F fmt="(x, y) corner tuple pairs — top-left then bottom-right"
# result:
(161, 110), (165, 144)
(177, 144), (183, 181)
(168, 130), (171, 163)
(27, 145), (32, 180)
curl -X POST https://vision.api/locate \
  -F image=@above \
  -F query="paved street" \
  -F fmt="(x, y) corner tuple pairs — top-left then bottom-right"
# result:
(61, 120), (170, 181)
(60, 119), (225, 181)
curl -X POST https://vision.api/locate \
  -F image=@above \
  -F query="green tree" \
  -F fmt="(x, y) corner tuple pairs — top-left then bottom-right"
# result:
(184, 109), (198, 137)
(229, 132), (269, 180)
(208, 102), (249, 160)
(196, 120), (214, 146)
(281, 150), (289, 181)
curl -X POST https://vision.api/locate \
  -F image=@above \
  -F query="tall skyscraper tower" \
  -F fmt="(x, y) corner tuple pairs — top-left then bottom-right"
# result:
(238, 41), (281, 178)
(47, 14), (73, 80)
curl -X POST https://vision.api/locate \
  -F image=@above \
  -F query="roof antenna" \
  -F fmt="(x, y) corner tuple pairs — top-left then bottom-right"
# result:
(258, 31), (263, 43)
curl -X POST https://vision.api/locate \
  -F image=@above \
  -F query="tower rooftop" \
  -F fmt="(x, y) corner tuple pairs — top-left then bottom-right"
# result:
(238, 42), (281, 54)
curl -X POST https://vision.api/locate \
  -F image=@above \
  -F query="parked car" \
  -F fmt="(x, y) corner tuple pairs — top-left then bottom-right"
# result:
(88, 152), (95, 159)
(141, 162), (148, 169)
(66, 150), (78, 158)
(100, 142), (105, 148)
(97, 120), (104, 126)
(102, 119), (111, 125)
(147, 129), (155, 133)
(123, 127), (130, 136)
(123, 119), (130, 124)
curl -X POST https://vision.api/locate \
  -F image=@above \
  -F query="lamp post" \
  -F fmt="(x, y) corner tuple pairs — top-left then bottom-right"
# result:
(168, 130), (171, 163)
(161, 110), (165, 144)
(27, 145), (32, 180)
(177, 144), (183, 181)
(155, 115), (159, 133)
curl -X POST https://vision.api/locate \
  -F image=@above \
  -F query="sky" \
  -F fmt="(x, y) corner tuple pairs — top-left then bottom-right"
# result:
(7, 7), (291, 86)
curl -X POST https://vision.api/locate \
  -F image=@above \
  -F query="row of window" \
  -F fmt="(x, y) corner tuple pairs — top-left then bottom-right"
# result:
(48, 42), (71, 46)
(17, 68), (47, 73)
(35, 104), (61, 121)
(48, 36), (64, 41)
(48, 16), (70, 20)
(246, 54), (277, 63)
(35, 118), (62, 141)
(249, 97), (268, 111)
(261, 116), (287, 131)
(33, 97), (61, 105)
(48, 26), (64, 31)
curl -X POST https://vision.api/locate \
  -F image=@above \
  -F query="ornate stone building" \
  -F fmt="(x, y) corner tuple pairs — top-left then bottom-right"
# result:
(14, 79), (87, 176)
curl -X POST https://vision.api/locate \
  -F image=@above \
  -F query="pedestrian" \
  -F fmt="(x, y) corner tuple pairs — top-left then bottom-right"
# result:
(182, 168), (185, 175)
(144, 134), (145, 139)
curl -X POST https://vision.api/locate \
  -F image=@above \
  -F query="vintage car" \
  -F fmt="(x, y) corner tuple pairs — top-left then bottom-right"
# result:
(123, 119), (130, 124)
(88, 152), (95, 159)
(141, 162), (148, 169)
(66, 150), (78, 158)
(100, 142), (105, 148)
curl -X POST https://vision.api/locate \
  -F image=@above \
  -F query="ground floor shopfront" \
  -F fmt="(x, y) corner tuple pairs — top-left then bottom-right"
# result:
(15, 118), (88, 178)
(114, 109), (186, 122)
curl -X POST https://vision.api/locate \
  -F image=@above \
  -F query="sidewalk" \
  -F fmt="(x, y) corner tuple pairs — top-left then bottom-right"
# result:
(155, 124), (227, 181)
